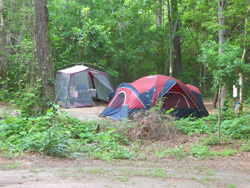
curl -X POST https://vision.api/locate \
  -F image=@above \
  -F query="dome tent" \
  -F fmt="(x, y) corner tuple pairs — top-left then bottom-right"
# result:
(55, 65), (113, 108)
(99, 75), (208, 120)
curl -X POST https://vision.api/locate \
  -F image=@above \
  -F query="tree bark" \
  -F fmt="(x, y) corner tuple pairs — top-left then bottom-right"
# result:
(0, 0), (7, 90)
(118, 1), (126, 82)
(218, 0), (228, 53)
(156, 0), (163, 27)
(30, 6), (37, 87)
(172, 0), (182, 78)
(34, 0), (54, 112)
(164, 4), (186, 76)
(239, 1), (250, 112)
(166, 0), (173, 77)
(213, 90), (218, 108)
(217, 0), (228, 144)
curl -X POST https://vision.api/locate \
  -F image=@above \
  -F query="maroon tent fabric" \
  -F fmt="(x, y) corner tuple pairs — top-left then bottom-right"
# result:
(99, 75), (209, 120)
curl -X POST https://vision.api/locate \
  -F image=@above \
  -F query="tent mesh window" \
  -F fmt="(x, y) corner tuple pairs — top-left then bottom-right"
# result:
(55, 74), (70, 105)
(69, 72), (92, 106)
(110, 92), (125, 108)
(92, 73), (113, 101)
(162, 93), (189, 109)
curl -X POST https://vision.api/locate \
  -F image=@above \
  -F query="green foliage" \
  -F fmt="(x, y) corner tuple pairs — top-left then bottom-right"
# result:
(189, 142), (237, 159)
(40, 128), (73, 157)
(10, 80), (43, 117)
(165, 146), (187, 160)
(220, 114), (250, 139)
(189, 143), (212, 159)
(177, 110), (250, 140)
(176, 115), (217, 136)
(199, 41), (246, 90)
(84, 129), (132, 160)
(0, 109), (132, 159)
(201, 136), (221, 146)
(240, 141), (250, 152)
(2, 0), (250, 103)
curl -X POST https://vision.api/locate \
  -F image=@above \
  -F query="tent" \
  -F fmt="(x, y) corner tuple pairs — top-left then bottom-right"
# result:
(99, 75), (209, 120)
(55, 65), (114, 108)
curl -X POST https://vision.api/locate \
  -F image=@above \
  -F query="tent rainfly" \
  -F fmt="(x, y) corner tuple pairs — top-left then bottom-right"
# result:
(55, 65), (114, 108)
(99, 75), (209, 120)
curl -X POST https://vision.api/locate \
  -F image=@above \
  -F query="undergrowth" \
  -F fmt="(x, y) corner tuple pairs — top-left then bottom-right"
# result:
(0, 108), (131, 160)
(176, 112), (250, 139)
(0, 99), (249, 160)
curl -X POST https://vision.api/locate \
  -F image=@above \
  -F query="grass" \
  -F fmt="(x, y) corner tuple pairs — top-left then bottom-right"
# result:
(0, 162), (21, 170)
(30, 169), (39, 173)
(227, 184), (236, 188)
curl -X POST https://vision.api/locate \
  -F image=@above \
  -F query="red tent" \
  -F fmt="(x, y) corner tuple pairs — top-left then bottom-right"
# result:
(99, 75), (209, 120)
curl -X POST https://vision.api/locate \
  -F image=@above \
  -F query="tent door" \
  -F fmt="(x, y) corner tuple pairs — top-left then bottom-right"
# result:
(162, 92), (189, 109)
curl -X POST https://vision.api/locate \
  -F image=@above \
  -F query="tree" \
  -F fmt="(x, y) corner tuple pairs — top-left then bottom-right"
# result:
(0, 0), (7, 90)
(217, 0), (228, 143)
(239, 0), (250, 112)
(199, 41), (245, 144)
(166, 0), (173, 77)
(172, 0), (182, 78)
(156, 0), (163, 28)
(34, 0), (54, 112)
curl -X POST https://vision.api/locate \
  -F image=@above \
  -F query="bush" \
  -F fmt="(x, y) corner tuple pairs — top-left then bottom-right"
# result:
(128, 108), (178, 141)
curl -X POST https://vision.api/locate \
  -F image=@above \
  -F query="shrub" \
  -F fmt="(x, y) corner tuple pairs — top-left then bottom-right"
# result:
(127, 108), (178, 141)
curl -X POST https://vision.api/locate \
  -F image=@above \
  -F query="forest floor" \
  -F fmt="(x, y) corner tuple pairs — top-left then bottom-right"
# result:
(1, 100), (250, 188)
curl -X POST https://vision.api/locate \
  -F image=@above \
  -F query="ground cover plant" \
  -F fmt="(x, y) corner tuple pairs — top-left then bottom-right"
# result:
(0, 106), (132, 160)
(0, 99), (249, 161)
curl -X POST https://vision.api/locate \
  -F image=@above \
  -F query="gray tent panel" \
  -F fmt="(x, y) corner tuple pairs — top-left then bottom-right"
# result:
(55, 65), (113, 108)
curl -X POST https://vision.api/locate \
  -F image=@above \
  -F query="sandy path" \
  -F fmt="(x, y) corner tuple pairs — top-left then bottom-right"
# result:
(59, 99), (214, 121)
(0, 154), (250, 188)
(59, 105), (106, 121)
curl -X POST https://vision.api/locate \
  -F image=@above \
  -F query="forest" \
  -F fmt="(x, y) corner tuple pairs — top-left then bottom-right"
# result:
(0, 0), (249, 97)
(0, 0), (250, 187)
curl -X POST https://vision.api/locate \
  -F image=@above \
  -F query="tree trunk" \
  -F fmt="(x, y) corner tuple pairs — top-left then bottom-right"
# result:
(0, 0), (7, 90)
(119, 18), (126, 82)
(203, 64), (207, 95)
(30, 8), (37, 87)
(218, 0), (228, 53)
(34, 0), (54, 112)
(172, 0), (182, 78)
(217, 0), (228, 144)
(213, 90), (218, 108)
(156, 0), (163, 27)
(166, 0), (173, 77)
(216, 0), (228, 111)
(118, 1), (126, 82)
(239, 1), (250, 112)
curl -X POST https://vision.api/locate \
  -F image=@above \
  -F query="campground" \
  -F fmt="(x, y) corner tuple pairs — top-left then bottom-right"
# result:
(1, 100), (250, 188)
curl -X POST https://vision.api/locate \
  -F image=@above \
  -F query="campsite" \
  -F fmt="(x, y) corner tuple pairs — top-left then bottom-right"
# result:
(1, 0), (250, 188)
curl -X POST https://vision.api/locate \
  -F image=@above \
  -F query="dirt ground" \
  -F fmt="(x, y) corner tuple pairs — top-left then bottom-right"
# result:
(59, 101), (107, 121)
(0, 98), (215, 121)
(1, 100), (250, 188)
(60, 99), (215, 121)
(0, 153), (250, 188)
